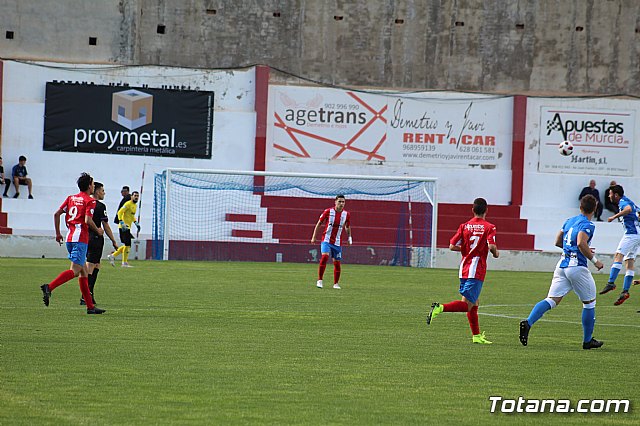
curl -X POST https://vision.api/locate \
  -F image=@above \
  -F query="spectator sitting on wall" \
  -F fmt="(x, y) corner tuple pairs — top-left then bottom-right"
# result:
(604, 180), (618, 214)
(0, 157), (11, 197)
(12, 155), (33, 199)
(579, 179), (602, 221)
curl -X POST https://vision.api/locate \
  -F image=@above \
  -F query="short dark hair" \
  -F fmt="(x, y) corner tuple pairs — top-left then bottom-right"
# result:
(94, 182), (104, 193)
(122, 186), (130, 191)
(77, 172), (93, 191)
(132, 191), (139, 196)
(19, 155), (26, 162)
(611, 184), (624, 197)
(335, 194), (345, 200)
(473, 198), (488, 215)
(580, 194), (597, 214)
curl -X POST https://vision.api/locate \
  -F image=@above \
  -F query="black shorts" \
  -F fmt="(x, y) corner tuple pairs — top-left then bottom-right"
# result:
(119, 228), (132, 246)
(87, 235), (104, 264)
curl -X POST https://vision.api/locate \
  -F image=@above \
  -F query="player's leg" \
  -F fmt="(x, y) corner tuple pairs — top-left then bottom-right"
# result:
(74, 244), (105, 314)
(463, 297), (481, 338)
(615, 256), (635, 305)
(83, 237), (102, 304)
(601, 244), (625, 294)
(316, 242), (330, 288)
(42, 243), (81, 305)
(111, 229), (127, 259)
(75, 244), (94, 309)
(520, 267), (567, 346)
(121, 231), (133, 266)
(571, 269), (603, 349)
(459, 280), (490, 344)
(332, 245), (342, 289)
(90, 266), (100, 303)
(427, 279), (473, 326)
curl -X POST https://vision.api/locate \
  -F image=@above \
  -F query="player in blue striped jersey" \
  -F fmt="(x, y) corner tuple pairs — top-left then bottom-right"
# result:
(600, 185), (640, 305)
(520, 195), (604, 350)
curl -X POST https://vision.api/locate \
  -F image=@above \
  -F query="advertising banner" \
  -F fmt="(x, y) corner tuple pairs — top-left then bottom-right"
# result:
(538, 106), (635, 176)
(267, 85), (513, 167)
(44, 82), (214, 158)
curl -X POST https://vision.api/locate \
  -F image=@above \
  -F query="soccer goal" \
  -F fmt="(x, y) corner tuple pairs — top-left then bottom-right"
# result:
(152, 169), (437, 267)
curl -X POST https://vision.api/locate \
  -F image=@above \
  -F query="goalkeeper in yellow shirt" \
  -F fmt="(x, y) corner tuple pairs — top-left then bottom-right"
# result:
(108, 191), (140, 267)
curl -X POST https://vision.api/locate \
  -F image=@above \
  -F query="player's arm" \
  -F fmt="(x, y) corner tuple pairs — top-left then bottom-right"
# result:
(310, 218), (325, 243)
(344, 224), (352, 246)
(488, 227), (499, 258)
(103, 221), (119, 250)
(608, 204), (632, 222)
(53, 208), (64, 245)
(117, 204), (129, 230)
(554, 230), (564, 249)
(577, 230), (603, 270)
(86, 213), (103, 236)
(449, 226), (463, 252)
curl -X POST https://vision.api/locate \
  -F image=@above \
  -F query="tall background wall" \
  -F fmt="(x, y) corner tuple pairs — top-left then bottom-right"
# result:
(1, 0), (639, 95)
(1, 0), (639, 265)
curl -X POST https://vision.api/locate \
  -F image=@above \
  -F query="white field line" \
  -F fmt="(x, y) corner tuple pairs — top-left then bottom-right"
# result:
(480, 304), (640, 328)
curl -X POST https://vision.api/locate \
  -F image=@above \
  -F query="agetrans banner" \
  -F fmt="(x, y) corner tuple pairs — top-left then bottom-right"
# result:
(538, 106), (635, 176)
(266, 85), (513, 167)
(44, 82), (214, 158)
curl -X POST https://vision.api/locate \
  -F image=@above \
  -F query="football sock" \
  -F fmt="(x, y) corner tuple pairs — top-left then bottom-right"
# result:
(79, 277), (94, 310)
(89, 268), (100, 293)
(623, 270), (634, 291)
(608, 262), (623, 283)
(123, 246), (130, 263)
(112, 245), (125, 257)
(581, 301), (596, 343)
(443, 300), (468, 312)
(318, 254), (329, 280)
(466, 305), (480, 335)
(333, 260), (341, 284)
(49, 269), (76, 291)
(527, 298), (556, 326)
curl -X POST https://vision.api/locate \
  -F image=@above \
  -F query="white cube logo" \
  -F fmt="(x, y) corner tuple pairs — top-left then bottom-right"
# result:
(111, 89), (153, 130)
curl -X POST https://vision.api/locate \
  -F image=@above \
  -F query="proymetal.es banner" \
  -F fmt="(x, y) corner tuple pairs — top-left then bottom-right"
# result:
(44, 82), (214, 158)
(539, 106), (635, 176)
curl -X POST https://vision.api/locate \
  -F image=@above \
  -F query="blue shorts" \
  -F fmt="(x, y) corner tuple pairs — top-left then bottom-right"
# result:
(66, 242), (88, 266)
(320, 242), (342, 260)
(459, 278), (483, 304)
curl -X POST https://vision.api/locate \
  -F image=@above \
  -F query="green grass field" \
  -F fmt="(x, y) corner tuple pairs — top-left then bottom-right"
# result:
(1, 258), (638, 425)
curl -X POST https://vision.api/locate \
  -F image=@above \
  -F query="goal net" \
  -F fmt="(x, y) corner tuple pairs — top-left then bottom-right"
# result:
(152, 169), (437, 267)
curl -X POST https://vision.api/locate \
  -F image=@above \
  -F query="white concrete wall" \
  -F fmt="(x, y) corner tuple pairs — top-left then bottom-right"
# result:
(1, 60), (257, 241)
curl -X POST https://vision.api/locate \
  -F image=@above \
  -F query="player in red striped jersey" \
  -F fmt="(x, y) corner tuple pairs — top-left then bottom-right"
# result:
(40, 173), (106, 314)
(311, 195), (352, 290)
(426, 197), (499, 343)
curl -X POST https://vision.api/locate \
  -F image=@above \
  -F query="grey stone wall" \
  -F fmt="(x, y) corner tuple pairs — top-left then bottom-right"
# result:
(1, 0), (639, 95)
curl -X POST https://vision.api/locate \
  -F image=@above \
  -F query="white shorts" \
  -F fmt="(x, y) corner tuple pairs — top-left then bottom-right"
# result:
(548, 265), (597, 301)
(615, 234), (640, 260)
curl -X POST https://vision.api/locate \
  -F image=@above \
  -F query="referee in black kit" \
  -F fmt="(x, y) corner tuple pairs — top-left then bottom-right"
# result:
(83, 182), (118, 305)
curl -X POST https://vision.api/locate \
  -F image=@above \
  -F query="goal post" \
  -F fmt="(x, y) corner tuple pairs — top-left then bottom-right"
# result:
(152, 169), (437, 267)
